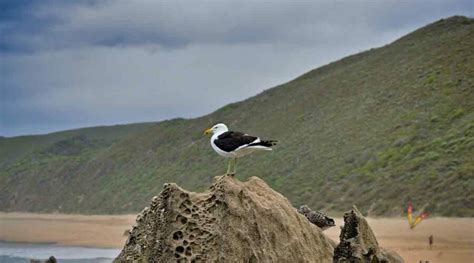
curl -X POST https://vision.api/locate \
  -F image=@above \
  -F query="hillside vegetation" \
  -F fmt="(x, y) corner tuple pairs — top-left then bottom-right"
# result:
(1, 16), (473, 216)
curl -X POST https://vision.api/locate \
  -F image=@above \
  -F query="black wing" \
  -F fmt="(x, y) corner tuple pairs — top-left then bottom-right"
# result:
(213, 131), (257, 152)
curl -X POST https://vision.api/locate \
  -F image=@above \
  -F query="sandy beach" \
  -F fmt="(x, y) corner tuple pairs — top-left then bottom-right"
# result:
(0, 212), (135, 248)
(0, 212), (473, 262)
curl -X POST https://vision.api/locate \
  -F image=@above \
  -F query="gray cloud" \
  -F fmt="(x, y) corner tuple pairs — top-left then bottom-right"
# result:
(1, 0), (472, 136)
(5, 0), (469, 51)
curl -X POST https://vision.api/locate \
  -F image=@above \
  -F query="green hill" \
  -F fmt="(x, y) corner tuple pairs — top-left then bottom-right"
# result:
(1, 16), (473, 216)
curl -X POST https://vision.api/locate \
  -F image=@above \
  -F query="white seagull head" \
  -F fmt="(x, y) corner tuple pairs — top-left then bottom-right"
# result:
(204, 123), (229, 136)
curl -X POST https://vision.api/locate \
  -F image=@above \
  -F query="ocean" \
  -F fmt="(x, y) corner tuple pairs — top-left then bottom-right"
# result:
(0, 241), (120, 263)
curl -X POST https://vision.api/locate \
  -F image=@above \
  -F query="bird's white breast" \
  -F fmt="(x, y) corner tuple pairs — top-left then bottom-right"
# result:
(210, 134), (236, 158)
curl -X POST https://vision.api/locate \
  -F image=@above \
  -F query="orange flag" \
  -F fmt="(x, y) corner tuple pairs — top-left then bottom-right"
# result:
(407, 202), (414, 227)
(411, 211), (429, 229)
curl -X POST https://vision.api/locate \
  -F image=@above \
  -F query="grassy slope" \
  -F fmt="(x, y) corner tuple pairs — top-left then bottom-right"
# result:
(1, 16), (473, 216)
(0, 123), (155, 167)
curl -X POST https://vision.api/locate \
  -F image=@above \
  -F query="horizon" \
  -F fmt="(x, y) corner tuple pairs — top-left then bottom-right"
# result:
(1, 1), (473, 137)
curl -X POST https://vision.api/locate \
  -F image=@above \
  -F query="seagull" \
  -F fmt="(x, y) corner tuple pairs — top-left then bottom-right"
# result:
(204, 123), (276, 175)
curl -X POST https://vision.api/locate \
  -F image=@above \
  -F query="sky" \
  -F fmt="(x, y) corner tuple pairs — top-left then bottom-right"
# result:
(0, 0), (472, 137)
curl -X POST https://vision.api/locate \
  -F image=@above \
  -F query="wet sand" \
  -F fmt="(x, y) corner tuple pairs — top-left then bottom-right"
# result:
(1, 213), (473, 262)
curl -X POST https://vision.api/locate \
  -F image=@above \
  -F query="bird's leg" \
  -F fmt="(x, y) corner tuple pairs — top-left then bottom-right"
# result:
(232, 158), (237, 175)
(228, 158), (236, 176)
(226, 159), (232, 175)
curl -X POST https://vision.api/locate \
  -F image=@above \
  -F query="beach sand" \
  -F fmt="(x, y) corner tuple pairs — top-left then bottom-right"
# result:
(1, 212), (473, 262)
(0, 212), (135, 248)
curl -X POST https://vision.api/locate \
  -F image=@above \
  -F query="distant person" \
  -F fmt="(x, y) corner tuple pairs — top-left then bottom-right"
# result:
(429, 235), (434, 249)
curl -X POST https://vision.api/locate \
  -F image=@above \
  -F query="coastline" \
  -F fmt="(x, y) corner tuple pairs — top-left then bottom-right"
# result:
(1, 212), (473, 262)
(0, 212), (136, 249)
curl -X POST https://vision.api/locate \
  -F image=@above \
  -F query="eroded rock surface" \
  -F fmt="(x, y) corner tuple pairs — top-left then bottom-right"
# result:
(333, 206), (404, 263)
(115, 175), (335, 262)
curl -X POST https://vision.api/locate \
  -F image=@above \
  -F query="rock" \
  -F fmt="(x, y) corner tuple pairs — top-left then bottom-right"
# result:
(30, 256), (57, 263)
(333, 205), (404, 263)
(115, 175), (335, 262)
(123, 229), (131, 236)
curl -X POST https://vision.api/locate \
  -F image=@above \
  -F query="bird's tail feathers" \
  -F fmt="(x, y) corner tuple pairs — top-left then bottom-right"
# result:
(248, 140), (277, 148)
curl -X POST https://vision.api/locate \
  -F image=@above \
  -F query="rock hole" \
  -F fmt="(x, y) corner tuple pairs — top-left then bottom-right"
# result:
(176, 215), (188, 224)
(173, 231), (183, 240)
(174, 253), (180, 258)
(185, 208), (191, 214)
(183, 240), (188, 246)
(206, 195), (216, 203)
(176, 246), (185, 254)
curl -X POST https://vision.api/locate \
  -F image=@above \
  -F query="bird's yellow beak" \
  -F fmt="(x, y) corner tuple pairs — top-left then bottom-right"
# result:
(204, 128), (213, 135)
